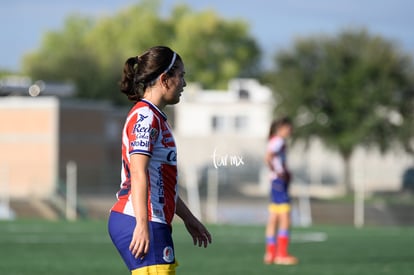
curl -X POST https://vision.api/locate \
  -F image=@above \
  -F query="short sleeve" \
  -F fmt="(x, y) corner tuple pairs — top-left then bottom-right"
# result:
(126, 107), (160, 156)
(268, 137), (284, 155)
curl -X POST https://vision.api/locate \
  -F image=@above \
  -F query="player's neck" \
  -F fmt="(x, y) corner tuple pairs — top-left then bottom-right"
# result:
(143, 94), (165, 110)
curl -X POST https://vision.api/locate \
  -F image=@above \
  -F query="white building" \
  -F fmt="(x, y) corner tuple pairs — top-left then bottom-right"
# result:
(173, 79), (272, 195)
(174, 78), (272, 165)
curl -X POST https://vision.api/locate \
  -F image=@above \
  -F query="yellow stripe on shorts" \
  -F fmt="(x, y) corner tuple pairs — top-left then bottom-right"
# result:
(131, 262), (178, 275)
(268, 203), (290, 213)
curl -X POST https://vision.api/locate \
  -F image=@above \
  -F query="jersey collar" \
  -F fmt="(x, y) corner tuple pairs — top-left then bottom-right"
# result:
(140, 99), (168, 121)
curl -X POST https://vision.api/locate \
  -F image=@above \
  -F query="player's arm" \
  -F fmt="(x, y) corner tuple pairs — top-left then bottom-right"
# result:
(129, 153), (150, 259)
(267, 141), (288, 180)
(265, 150), (275, 171)
(176, 196), (212, 248)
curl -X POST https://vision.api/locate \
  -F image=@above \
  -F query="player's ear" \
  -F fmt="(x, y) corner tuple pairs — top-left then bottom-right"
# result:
(159, 73), (169, 88)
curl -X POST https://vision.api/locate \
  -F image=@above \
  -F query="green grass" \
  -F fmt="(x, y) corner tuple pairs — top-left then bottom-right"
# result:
(0, 220), (413, 275)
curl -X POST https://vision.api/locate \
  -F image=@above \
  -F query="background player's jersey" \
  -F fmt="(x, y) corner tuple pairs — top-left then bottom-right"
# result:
(267, 136), (288, 180)
(111, 99), (178, 225)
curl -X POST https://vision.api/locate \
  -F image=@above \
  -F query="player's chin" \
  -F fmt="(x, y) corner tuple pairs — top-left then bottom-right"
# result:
(172, 93), (183, 104)
(168, 96), (181, 105)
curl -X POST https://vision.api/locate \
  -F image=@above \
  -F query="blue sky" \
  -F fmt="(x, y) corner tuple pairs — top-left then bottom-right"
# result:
(1, 0), (413, 71)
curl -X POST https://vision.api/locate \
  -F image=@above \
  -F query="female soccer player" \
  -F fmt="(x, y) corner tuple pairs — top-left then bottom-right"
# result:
(263, 117), (298, 265)
(108, 46), (212, 275)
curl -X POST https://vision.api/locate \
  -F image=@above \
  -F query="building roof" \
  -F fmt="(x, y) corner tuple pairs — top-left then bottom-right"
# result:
(181, 78), (273, 104)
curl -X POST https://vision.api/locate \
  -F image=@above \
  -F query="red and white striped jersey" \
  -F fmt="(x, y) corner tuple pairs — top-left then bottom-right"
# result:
(267, 136), (288, 180)
(111, 99), (178, 225)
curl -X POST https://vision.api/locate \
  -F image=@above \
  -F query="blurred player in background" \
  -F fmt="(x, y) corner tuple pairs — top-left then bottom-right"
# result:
(108, 46), (211, 275)
(263, 117), (298, 265)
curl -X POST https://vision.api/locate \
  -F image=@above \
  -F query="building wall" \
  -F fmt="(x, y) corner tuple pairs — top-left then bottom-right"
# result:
(286, 139), (413, 198)
(59, 100), (121, 194)
(0, 97), (59, 199)
(0, 97), (127, 199)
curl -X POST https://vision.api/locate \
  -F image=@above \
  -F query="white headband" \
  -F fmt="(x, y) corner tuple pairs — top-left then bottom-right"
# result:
(147, 52), (177, 84)
(164, 52), (177, 73)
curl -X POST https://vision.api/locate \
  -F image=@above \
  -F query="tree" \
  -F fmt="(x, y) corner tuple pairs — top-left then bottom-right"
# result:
(22, 15), (102, 98)
(170, 5), (261, 89)
(263, 29), (414, 192)
(0, 69), (15, 77)
(22, 0), (260, 104)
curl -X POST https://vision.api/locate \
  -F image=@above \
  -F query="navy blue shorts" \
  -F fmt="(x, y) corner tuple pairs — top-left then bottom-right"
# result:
(108, 211), (176, 272)
(270, 178), (290, 204)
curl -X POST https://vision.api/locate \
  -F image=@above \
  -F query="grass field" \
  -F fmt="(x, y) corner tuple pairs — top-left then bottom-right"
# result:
(0, 220), (413, 275)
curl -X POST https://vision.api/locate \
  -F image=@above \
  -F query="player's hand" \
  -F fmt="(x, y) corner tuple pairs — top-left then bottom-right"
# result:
(285, 171), (292, 184)
(184, 217), (212, 248)
(278, 171), (292, 184)
(129, 222), (150, 259)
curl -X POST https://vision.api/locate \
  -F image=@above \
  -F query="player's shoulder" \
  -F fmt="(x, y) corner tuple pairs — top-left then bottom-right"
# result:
(268, 136), (285, 153)
(269, 136), (284, 145)
(129, 101), (152, 114)
(127, 102), (154, 121)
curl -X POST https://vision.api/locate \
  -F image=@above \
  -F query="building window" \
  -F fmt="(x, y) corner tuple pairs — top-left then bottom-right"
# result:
(234, 116), (248, 131)
(238, 89), (250, 100)
(211, 116), (226, 132)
